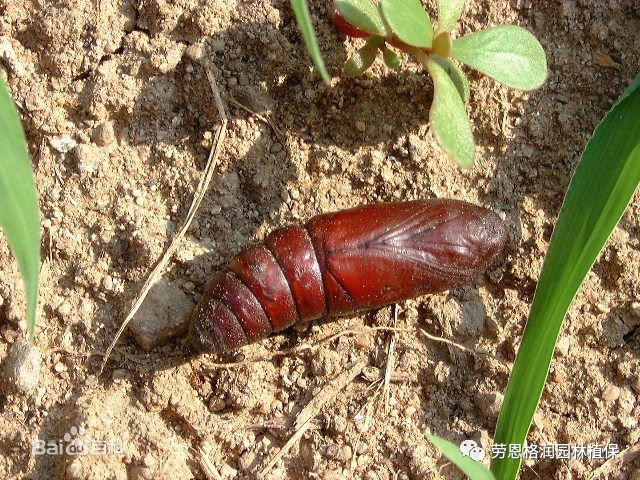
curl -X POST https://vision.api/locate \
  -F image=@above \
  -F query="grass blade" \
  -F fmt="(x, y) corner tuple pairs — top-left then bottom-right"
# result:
(424, 55), (474, 167)
(0, 77), (41, 339)
(428, 435), (496, 480)
(291, 0), (332, 85)
(452, 25), (547, 90)
(491, 74), (640, 479)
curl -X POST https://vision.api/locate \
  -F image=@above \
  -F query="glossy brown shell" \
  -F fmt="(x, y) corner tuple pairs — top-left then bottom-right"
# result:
(189, 199), (507, 353)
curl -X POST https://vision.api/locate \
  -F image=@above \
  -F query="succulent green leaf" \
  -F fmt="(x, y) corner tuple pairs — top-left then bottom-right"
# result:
(344, 46), (377, 76)
(438, 0), (467, 32)
(335, 0), (389, 36)
(452, 25), (547, 90)
(382, 46), (401, 69)
(366, 35), (385, 49)
(425, 56), (474, 167)
(381, 0), (433, 48)
(0, 78), (41, 339)
(291, 0), (331, 85)
(431, 55), (469, 103)
(428, 435), (496, 480)
(491, 74), (640, 479)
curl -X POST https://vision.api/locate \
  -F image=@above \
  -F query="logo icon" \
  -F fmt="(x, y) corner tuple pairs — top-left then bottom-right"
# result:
(460, 439), (485, 461)
(64, 426), (89, 456)
(32, 425), (124, 456)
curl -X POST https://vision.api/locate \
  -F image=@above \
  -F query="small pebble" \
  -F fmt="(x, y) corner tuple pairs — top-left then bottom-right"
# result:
(1, 338), (42, 393)
(129, 466), (153, 480)
(65, 458), (83, 480)
(556, 336), (572, 356)
(74, 144), (102, 175)
(54, 362), (66, 373)
(185, 41), (206, 61)
(141, 454), (156, 468)
(602, 385), (620, 403)
(112, 369), (129, 381)
(208, 395), (226, 412)
(551, 371), (566, 383)
(57, 301), (72, 317)
(475, 392), (504, 419)
(220, 463), (238, 479)
(270, 142), (283, 153)
(355, 120), (366, 132)
(337, 445), (352, 462)
(238, 450), (257, 472)
(49, 135), (77, 153)
(92, 121), (116, 146)
(183, 281), (195, 293)
(631, 302), (640, 318)
(102, 275), (114, 291)
(129, 279), (195, 350)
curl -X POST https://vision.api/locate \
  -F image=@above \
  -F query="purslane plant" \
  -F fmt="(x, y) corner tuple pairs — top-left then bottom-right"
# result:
(296, 0), (547, 167)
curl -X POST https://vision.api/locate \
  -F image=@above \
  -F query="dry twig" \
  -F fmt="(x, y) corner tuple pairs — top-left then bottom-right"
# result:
(259, 359), (367, 477)
(382, 305), (399, 413)
(99, 60), (228, 374)
(194, 443), (224, 480)
(226, 96), (285, 139)
(590, 444), (640, 479)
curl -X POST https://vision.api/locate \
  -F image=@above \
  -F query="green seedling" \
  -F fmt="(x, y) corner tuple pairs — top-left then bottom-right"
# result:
(0, 77), (41, 340)
(430, 74), (640, 480)
(293, 0), (548, 167)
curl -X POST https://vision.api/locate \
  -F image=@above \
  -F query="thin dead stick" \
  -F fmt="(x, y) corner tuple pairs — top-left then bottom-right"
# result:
(260, 359), (367, 477)
(99, 61), (228, 375)
(382, 305), (399, 413)
(194, 443), (224, 480)
(198, 324), (491, 371)
(198, 326), (415, 371)
(226, 96), (285, 139)
(418, 328), (474, 354)
(590, 444), (640, 479)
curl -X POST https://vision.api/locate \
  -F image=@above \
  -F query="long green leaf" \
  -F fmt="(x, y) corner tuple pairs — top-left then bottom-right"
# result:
(452, 25), (547, 90)
(291, 0), (331, 85)
(381, 0), (433, 48)
(424, 56), (474, 167)
(428, 435), (496, 480)
(491, 74), (640, 479)
(438, 0), (467, 32)
(0, 78), (40, 339)
(335, 0), (389, 36)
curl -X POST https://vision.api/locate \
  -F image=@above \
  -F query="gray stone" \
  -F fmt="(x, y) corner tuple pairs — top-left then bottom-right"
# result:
(129, 278), (195, 350)
(475, 392), (504, 419)
(2, 338), (42, 394)
(91, 121), (116, 146)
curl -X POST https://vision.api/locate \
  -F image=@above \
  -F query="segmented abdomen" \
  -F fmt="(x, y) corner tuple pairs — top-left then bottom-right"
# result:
(189, 199), (507, 353)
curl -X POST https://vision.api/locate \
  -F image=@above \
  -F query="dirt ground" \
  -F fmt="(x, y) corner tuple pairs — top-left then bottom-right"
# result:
(1, 0), (639, 479)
